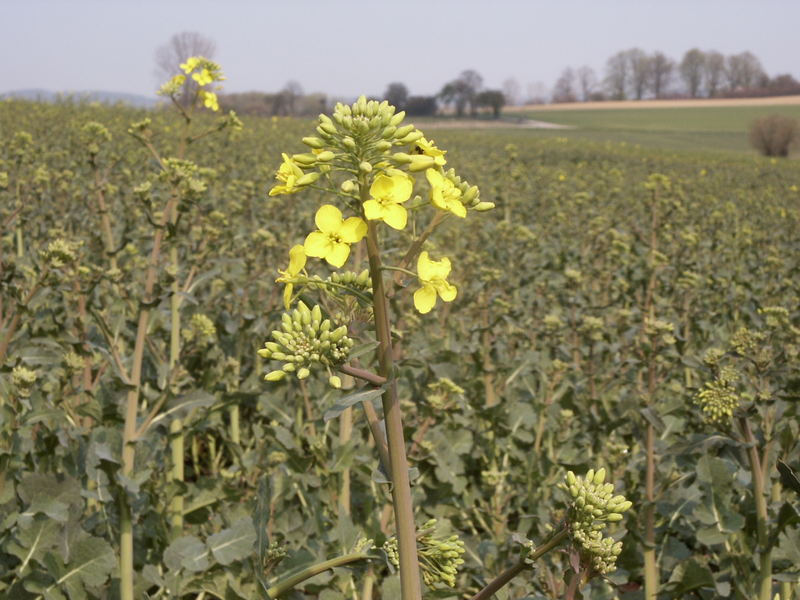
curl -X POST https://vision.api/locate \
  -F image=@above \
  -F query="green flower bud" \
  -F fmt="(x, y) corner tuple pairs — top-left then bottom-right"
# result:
(342, 136), (356, 150)
(474, 201), (495, 211)
(292, 153), (318, 166)
(359, 161), (373, 173)
(297, 367), (311, 380)
(340, 179), (357, 193)
(315, 150), (335, 161)
(394, 124), (415, 138)
(398, 130), (423, 145)
(296, 172), (320, 186)
(329, 375), (342, 389)
(265, 370), (286, 381)
(302, 136), (326, 149)
(389, 111), (406, 126)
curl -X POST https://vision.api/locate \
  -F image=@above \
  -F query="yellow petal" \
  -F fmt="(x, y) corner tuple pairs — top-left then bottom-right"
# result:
(339, 217), (367, 243)
(414, 285), (437, 314)
(363, 199), (383, 221)
(326, 242), (350, 268)
(417, 251), (434, 280)
(438, 281), (457, 302)
(425, 168), (444, 188)
(287, 245), (306, 275)
(315, 204), (343, 234)
(304, 231), (331, 258)
(448, 199), (467, 218)
(382, 203), (407, 230)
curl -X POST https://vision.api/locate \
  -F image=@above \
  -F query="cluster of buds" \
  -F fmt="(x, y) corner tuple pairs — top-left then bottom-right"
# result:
(564, 468), (631, 575)
(384, 520), (465, 588)
(184, 313), (216, 343)
(12, 365), (37, 398)
(309, 269), (372, 302)
(258, 302), (353, 384)
(40, 238), (80, 269)
(644, 317), (677, 345)
(695, 365), (740, 425)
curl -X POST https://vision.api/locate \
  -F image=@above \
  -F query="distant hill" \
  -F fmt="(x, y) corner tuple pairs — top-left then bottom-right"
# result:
(1, 89), (158, 108)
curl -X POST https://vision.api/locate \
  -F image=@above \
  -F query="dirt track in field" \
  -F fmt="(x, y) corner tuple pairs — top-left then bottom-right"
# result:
(506, 95), (800, 112)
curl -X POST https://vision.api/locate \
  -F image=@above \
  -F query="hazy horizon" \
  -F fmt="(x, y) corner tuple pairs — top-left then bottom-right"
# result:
(3, 0), (799, 100)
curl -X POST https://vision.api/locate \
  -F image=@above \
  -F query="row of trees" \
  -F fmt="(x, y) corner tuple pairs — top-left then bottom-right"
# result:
(383, 72), (506, 118)
(553, 48), (799, 103)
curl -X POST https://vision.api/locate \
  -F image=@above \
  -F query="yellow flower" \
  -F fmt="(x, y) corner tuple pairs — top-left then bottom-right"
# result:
(364, 169), (414, 230)
(426, 169), (466, 218)
(414, 251), (457, 314)
(304, 205), (367, 268)
(180, 57), (201, 74)
(269, 153), (305, 196)
(199, 90), (219, 111)
(193, 68), (213, 86)
(414, 137), (446, 166)
(276, 245), (307, 309)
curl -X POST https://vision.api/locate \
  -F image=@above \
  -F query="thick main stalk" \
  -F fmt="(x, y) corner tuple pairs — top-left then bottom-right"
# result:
(361, 178), (421, 599)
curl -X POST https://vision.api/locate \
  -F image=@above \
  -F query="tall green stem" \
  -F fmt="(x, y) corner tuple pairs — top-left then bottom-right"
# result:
(469, 528), (569, 600)
(119, 196), (175, 600)
(739, 416), (772, 600)
(643, 422), (657, 600)
(361, 179), (421, 600)
(169, 239), (184, 537)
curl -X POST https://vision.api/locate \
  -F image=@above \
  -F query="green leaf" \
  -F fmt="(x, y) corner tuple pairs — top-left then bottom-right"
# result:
(6, 515), (60, 574)
(40, 537), (115, 599)
(324, 388), (384, 421)
(207, 517), (257, 566)
(17, 474), (82, 524)
(164, 535), (210, 573)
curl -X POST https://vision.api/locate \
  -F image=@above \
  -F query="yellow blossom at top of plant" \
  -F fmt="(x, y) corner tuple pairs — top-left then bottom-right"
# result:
(426, 169), (466, 218)
(363, 169), (414, 230)
(413, 137), (446, 167)
(276, 245), (307, 309)
(304, 205), (367, 268)
(414, 251), (457, 314)
(179, 56), (225, 84)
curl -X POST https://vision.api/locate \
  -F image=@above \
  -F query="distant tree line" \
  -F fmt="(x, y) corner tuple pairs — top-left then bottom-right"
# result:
(552, 48), (800, 103)
(381, 71), (507, 119)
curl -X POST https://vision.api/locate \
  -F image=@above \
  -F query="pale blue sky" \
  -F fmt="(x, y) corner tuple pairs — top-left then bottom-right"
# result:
(2, 0), (798, 99)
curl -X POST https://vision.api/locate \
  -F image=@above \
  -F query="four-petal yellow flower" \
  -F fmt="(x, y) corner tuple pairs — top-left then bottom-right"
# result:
(304, 205), (367, 267)
(269, 153), (305, 196)
(364, 169), (414, 230)
(276, 245), (307, 309)
(414, 251), (457, 314)
(426, 169), (466, 218)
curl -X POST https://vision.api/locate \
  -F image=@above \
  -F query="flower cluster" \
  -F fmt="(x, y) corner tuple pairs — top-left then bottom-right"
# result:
(258, 302), (353, 384)
(40, 238), (80, 269)
(383, 520), (465, 588)
(12, 365), (37, 398)
(564, 468), (631, 575)
(158, 56), (225, 112)
(695, 366), (741, 425)
(267, 96), (491, 316)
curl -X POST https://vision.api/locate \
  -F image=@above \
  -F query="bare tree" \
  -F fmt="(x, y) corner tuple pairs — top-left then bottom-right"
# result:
(576, 66), (597, 102)
(155, 31), (216, 106)
(703, 51), (725, 97)
(726, 51), (765, 91)
(552, 67), (577, 103)
(525, 81), (548, 104)
(680, 48), (706, 98)
(604, 51), (629, 100)
(502, 77), (521, 106)
(459, 69), (483, 115)
(384, 82), (409, 110)
(649, 52), (674, 98)
(440, 70), (483, 117)
(628, 48), (651, 100)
